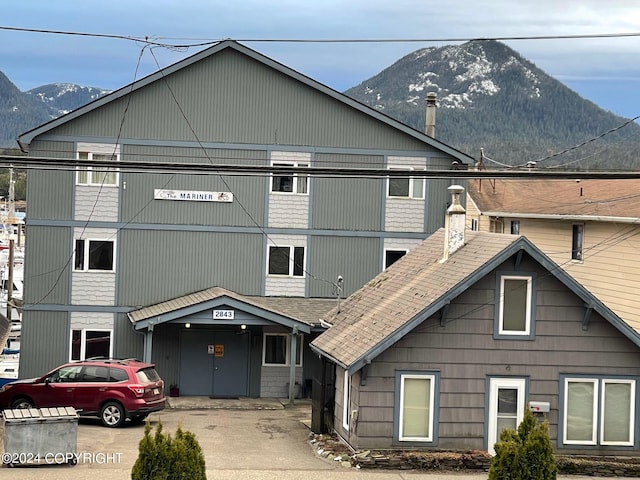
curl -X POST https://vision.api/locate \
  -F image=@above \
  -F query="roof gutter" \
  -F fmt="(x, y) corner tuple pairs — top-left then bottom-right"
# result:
(482, 212), (640, 224)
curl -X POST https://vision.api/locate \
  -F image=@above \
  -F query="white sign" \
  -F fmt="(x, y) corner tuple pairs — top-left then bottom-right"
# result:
(214, 310), (235, 319)
(154, 189), (233, 202)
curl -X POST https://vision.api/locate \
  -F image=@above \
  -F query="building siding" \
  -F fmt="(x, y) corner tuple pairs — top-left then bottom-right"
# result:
(19, 312), (69, 378)
(345, 255), (640, 451)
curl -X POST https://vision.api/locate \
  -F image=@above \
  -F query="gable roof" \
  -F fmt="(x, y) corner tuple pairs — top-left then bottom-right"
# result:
(310, 229), (640, 374)
(468, 178), (640, 221)
(17, 40), (473, 165)
(128, 286), (335, 333)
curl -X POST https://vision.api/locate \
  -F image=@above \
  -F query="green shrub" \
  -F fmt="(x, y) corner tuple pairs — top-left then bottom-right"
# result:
(131, 420), (206, 480)
(489, 407), (557, 480)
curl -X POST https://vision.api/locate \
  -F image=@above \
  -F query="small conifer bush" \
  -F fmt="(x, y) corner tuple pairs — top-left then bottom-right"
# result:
(489, 407), (557, 480)
(131, 420), (206, 480)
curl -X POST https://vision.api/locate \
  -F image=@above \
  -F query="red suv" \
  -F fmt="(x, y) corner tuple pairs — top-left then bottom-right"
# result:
(0, 358), (166, 427)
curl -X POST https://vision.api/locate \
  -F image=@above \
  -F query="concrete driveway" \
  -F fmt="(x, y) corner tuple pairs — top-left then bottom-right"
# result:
(0, 398), (600, 480)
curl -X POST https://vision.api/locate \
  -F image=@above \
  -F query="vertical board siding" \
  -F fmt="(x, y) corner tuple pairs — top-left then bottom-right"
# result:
(349, 255), (640, 450)
(121, 145), (267, 226)
(23, 225), (71, 305)
(308, 236), (380, 298)
(19, 312), (69, 378)
(45, 49), (449, 153)
(118, 230), (264, 305)
(113, 313), (144, 361)
(312, 154), (384, 231)
(26, 140), (74, 221)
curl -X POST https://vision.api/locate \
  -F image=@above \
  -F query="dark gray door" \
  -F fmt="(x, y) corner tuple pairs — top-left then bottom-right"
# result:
(179, 329), (249, 397)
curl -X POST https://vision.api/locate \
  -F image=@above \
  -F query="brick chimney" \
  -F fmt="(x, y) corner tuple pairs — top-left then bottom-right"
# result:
(442, 185), (465, 261)
(425, 92), (437, 137)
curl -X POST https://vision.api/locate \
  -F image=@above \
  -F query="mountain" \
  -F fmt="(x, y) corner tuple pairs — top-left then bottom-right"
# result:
(0, 77), (110, 147)
(344, 40), (640, 169)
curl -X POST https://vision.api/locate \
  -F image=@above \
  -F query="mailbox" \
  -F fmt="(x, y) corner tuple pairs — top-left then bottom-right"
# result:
(529, 401), (550, 413)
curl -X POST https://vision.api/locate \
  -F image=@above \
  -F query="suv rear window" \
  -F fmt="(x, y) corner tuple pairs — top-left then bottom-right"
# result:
(136, 367), (160, 383)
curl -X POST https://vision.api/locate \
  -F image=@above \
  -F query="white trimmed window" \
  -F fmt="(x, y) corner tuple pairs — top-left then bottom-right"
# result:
(268, 245), (305, 277)
(271, 161), (309, 194)
(562, 377), (636, 447)
(343, 370), (351, 431)
(74, 239), (115, 271)
(70, 329), (112, 361)
(496, 274), (534, 338)
(398, 373), (437, 442)
(76, 144), (120, 186)
(387, 167), (425, 199)
(262, 333), (302, 366)
(384, 249), (407, 269)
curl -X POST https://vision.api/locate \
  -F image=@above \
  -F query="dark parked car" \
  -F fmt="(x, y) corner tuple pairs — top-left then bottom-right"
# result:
(0, 358), (166, 427)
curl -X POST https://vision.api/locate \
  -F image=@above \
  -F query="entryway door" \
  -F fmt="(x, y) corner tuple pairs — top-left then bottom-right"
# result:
(487, 377), (526, 455)
(179, 329), (250, 397)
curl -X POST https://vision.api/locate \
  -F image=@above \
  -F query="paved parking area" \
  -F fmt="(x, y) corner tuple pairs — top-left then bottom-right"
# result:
(0, 399), (602, 479)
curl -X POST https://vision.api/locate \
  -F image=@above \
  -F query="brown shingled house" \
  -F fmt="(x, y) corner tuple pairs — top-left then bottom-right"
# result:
(311, 185), (640, 455)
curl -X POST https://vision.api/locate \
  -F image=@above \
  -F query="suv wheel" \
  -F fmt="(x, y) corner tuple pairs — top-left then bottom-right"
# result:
(11, 397), (34, 409)
(101, 401), (125, 427)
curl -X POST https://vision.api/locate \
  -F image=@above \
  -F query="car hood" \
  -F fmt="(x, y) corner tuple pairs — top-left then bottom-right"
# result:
(4, 377), (39, 385)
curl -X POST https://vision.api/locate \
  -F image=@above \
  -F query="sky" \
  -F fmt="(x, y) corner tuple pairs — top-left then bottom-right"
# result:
(1, 1), (639, 120)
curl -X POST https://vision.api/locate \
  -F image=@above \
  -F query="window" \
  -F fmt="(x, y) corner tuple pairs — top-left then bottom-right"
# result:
(572, 224), (584, 261)
(343, 370), (351, 431)
(48, 365), (83, 383)
(271, 161), (308, 194)
(82, 366), (109, 382)
(262, 333), (303, 366)
(495, 274), (535, 339)
(510, 221), (520, 235)
(77, 150), (119, 186)
(471, 219), (479, 231)
(268, 245), (304, 277)
(387, 167), (425, 199)
(395, 371), (440, 443)
(561, 376), (636, 447)
(74, 239), (114, 271)
(385, 249), (407, 269)
(71, 329), (112, 361)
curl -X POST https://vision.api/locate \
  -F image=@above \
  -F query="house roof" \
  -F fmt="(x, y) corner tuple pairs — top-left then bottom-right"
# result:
(310, 229), (640, 374)
(468, 178), (640, 221)
(17, 40), (473, 165)
(127, 286), (335, 333)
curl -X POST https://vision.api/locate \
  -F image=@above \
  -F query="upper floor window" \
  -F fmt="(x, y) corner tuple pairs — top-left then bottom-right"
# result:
(572, 223), (584, 261)
(495, 273), (535, 339)
(510, 221), (520, 235)
(74, 239), (115, 272)
(385, 249), (407, 269)
(262, 333), (303, 366)
(271, 161), (309, 194)
(268, 245), (304, 277)
(561, 376), (636, 447)
(387, 167), (425, 199)
(77, 148), (119, 186)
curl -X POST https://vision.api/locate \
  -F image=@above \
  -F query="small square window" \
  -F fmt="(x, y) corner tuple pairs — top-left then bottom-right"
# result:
(271, 162), (308, 194)
(268, 246), (305, 277)
(71, 329), (112, 361)
(76, 149), (119, 186)
(74, 239), (115, 271)
(262, 333), (303, 366)
(387, 167), (425, 199)
(385, 249), (407, 269)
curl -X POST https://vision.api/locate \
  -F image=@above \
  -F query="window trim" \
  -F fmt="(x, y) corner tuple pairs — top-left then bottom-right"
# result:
(384, 248), (408, 270)
(560, 375), (637, 449)
(74, 238), (116, 272)
(387, 167), (425, 199)
(394, 370), (440, 445)
(76, 149), (120, 187)
(270, 160), (309, 195)
(494, 272), (536, 340)
(261, 333), (303, 367)
(267, 245), (305, 277)
(70, 328), (113, 361)
(343, 370), (351, 432)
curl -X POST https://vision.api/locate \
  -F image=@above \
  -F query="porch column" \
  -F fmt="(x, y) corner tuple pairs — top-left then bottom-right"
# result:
(288, 327), (298, 405)
(143, 326), (154, 363)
